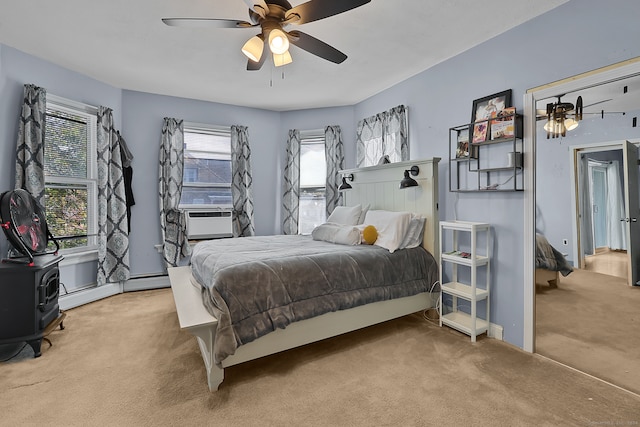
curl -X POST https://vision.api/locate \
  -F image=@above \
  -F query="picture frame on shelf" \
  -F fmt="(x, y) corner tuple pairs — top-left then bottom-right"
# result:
(471, 89), (512, 123)
(470, 89), (513, 143)
(490, 107), (516, 140)
(472, 121), (488, 143)
(455, 130), (470, 158)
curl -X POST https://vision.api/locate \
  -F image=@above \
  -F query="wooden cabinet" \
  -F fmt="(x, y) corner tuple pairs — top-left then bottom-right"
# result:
(449, 112), (523, 192)
(439, 221), (490, 342)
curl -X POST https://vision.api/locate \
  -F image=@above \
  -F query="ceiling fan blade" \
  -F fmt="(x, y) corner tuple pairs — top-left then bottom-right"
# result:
(247, 37), (269, 71)
(285, 0), (371, 25)
(288, 31), (347, 64)
(583, 98), (612, 109)
(241, 0), (269, 18)
(162, 18), (255, 29)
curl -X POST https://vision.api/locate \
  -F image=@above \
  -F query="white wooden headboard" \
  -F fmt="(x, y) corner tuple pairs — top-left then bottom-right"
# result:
(341, 158), (441, 259)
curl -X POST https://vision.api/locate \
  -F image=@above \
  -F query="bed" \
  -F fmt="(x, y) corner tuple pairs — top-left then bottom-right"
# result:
(535, 233), (573, 287)
(168, 158), (441, 391)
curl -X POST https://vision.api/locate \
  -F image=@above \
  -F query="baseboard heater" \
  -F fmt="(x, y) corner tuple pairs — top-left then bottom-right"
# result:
(185, 209), (233, 240)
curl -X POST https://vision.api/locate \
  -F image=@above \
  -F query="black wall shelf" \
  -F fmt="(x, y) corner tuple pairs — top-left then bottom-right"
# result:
(449, 112), (523, 192)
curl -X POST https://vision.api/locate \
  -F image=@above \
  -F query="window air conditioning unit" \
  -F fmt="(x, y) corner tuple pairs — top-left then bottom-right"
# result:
(185, 209), (233, 240)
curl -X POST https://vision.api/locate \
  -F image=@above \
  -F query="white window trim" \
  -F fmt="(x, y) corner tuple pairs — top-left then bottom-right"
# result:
(45, 94), (99, 255)
(300, 129), (324, 140)
(58, 248), (99, 267)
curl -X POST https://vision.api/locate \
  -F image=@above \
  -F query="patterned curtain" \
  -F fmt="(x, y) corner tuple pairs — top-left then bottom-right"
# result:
(324, 125), (344, 215)
(282, 129), (301, 235)
(231, 125), (255, 237)
(356, 105), (408, 167)
(15, 84), (46, 205)
(96, 107), (130, 286)
(356, 114), (383, 168)
(386, 105), (409, 162)
(159, 118), (191, 267)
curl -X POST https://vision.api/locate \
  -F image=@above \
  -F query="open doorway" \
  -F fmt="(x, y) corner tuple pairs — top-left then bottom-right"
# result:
(570, 141), (640, 287)
(583, 157), (628, 278)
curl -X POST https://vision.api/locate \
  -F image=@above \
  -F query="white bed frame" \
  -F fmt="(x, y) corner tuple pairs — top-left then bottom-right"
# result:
(169, 158), (441, 391)
(535, 268), (559, 288)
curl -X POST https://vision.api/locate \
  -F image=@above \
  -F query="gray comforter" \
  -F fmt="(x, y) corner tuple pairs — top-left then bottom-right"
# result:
(190, 235), (439, 366)
(535, 233), (573, 276)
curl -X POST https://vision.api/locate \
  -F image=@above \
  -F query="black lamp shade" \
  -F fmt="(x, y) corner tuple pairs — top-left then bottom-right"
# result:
(338, 177), (352, 191)
(399, 166), (419, 189)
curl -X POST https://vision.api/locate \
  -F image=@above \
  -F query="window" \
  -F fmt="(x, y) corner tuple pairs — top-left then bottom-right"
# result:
(180, 124), (232, 208)
(356, 105), (408, 167)
(298, 131), (326, 235)
(44, 96), (98, 252)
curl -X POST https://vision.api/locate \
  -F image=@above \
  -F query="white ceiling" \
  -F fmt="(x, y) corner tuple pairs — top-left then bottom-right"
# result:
(0, 0), (568, 112)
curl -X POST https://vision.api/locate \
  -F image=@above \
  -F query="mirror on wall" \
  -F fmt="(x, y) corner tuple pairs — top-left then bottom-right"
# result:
(531, 67), (640, 395)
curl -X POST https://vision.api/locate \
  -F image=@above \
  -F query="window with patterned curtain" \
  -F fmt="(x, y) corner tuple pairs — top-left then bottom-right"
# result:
(356, 105), (409, 167)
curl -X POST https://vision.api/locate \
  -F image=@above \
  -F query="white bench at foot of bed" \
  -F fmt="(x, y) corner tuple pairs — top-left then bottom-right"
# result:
(169, 265), (435, 391)
(535, 268), (559, 288)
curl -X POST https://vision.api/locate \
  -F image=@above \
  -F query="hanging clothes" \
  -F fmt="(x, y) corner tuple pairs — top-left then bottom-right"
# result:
(118, 132), (135, 232)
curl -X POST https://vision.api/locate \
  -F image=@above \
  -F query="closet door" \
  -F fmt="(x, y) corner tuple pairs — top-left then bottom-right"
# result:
(623, 140), (640, 286)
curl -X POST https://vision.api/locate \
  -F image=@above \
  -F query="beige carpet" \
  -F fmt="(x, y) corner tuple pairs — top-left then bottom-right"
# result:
(536, 267), (640, 395)
(1, 288), (639, 427)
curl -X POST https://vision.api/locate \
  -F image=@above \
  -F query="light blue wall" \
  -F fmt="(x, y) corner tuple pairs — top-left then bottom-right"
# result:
(1, 0), (640, 348)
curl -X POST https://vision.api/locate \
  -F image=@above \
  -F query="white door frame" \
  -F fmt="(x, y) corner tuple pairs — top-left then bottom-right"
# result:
(523, 58), (640, 353)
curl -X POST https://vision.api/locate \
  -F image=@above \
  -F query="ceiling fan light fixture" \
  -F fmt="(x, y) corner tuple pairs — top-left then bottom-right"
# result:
(268, 28), (289, 55)
(241, 35), (264, 62)
(564, 118), (579, 131)
(544, 118), (566, 136)
(273, 50), (292, 67)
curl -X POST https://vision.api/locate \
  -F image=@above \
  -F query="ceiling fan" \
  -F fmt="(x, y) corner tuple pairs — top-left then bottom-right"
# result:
(539, 95), (583, 139)
(536, 94), (624, 138)
(162, 0), (371, 71)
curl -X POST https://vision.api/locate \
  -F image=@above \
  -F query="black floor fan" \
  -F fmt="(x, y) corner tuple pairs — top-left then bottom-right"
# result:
(0, 189), (60, 266)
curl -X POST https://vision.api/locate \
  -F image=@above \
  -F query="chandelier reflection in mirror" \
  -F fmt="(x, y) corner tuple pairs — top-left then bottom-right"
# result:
(543, 95), (583, 138)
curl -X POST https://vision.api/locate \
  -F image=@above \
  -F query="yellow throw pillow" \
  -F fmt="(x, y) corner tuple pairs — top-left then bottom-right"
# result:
(362, 225), (378, 245)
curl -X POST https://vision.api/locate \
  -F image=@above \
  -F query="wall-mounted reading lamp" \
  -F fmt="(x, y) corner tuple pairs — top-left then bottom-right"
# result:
(399, 166), (419, 189)
(339, 173), (354, 191)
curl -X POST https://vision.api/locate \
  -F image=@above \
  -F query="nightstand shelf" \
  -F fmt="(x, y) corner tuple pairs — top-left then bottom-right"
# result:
(441, 253), (489, 267)
(439, 221), (491, 342)
(441, 312), (490, 337)
(440, 281), (489, 300)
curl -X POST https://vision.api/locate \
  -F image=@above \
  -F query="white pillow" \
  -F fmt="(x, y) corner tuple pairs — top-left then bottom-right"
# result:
(363, 210), (412, 253)
(311, 223), (361, 245)
(357, 204), (370, 225)
(399, 214), (426, 249)
(326, 204), (362, 226)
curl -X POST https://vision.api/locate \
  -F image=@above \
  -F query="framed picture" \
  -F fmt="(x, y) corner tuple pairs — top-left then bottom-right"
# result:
(490, 107), (516, 140)
(472, 122), (488, 143)
(470, 89), (512, 143)
(456, 130), (469, 158)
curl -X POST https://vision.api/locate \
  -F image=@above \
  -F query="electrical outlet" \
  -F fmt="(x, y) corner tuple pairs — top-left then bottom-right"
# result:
(562, 239), (568, 245)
